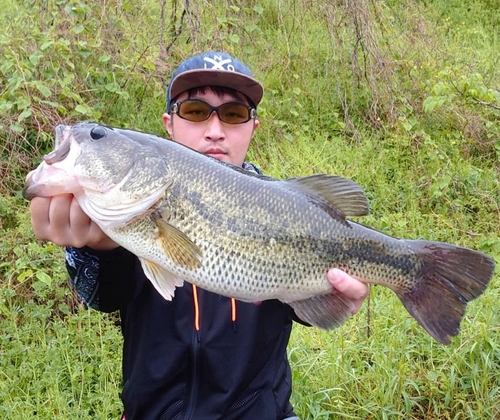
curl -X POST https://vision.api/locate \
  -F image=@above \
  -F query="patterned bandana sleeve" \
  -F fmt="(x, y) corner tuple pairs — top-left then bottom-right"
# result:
(66, 247), (101, 309)
(242, 161), (261, 174)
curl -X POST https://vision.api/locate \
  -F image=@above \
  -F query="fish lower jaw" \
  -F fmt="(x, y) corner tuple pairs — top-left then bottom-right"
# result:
(23, 180), (77, 199)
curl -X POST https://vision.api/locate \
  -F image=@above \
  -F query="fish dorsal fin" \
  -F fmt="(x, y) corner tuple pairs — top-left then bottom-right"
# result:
(153, 214), (203, 270)
(284, 174), (369, 217)
(140, 259), (184, 301)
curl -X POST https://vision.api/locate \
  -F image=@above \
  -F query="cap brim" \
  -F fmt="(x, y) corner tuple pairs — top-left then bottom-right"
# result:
(169, 69), (264, 107)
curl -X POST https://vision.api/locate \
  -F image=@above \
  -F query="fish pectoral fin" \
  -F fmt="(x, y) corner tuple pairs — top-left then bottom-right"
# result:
(288, 291), (354, 329)
(140, 258), (184, 301)
(154, 216), (203, 270)
(284, 174), (369, 217)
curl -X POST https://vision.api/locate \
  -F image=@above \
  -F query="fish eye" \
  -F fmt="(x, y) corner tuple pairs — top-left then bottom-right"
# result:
(90, 126), (107, 140)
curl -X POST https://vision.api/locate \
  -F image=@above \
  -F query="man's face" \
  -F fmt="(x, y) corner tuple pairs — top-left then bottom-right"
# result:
(162, 89), (259, 167)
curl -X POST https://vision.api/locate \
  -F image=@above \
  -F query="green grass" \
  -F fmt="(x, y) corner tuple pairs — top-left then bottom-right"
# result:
(0, 303), (123, 419)
(289, 284), (500, 419)
(1, 0), (500, 418)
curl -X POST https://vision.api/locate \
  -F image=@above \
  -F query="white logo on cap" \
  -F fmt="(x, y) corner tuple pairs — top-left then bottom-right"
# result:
(203, 55), (235, 71)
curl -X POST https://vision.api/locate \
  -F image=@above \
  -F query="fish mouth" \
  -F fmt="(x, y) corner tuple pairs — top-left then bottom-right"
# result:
(22, 125), (82, 200)
(22, 164), (75, 200)
(22, 172), (37, 200)
(43, 125), (73, 164)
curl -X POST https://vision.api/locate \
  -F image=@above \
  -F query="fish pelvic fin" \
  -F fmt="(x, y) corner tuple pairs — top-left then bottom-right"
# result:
(288, 291), (354, 329)
(284, 174), (370, 217)
(140, 259), (184, 301)
(153, 214), (203, 270)
(397, 240), (495, 344)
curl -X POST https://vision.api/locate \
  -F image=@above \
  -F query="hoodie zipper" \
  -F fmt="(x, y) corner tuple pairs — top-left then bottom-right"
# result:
(183, 286), (238, 419)
(184, 285), (202, 420)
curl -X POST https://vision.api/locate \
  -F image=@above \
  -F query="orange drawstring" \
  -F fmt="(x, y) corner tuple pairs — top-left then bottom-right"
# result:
(231, 298), (237, 331)
(192, 284), (200, 331)
(192, 285), (237, 332)
(230, 298), (236, 322)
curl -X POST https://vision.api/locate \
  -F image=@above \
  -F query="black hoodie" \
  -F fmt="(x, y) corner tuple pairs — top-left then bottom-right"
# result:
(66, 245), (298, 419)
(64, 163), (301, 420)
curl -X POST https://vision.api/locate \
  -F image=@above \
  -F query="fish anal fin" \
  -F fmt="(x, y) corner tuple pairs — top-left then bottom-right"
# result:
(284, 174), (369, 217)
(140, 258), (184, 301)
(153, 215), (202, 270)
(288, 291), (354, 329)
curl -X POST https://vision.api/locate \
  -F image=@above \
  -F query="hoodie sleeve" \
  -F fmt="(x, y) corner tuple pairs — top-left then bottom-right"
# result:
(66, 246), (144, 312)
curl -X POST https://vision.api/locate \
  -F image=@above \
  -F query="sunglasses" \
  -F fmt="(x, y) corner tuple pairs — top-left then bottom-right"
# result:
(170, 99), (257, 125)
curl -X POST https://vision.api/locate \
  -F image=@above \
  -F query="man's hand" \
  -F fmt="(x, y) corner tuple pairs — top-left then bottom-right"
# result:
(30, 194), (118, 250)
(327, 268), (369, 315)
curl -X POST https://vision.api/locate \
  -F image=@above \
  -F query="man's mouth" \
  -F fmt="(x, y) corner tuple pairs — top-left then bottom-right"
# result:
(204, 149), (227, 157)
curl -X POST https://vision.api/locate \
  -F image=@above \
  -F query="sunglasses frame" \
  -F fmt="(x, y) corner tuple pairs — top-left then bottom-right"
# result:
(170, 99), (257, 125)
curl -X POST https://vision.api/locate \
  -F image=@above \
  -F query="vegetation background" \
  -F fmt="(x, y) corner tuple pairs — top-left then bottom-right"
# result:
(1, 0), (499, 418)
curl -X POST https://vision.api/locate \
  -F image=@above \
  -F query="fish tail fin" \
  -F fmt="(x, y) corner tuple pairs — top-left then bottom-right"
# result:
(397, 240), (495, 344)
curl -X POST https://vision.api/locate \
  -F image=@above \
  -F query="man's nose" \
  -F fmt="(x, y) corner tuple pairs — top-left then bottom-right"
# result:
(204, 112), (225, 141)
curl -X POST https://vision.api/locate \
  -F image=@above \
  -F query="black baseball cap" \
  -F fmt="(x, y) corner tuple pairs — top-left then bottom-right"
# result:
(166, 51), (264, 111)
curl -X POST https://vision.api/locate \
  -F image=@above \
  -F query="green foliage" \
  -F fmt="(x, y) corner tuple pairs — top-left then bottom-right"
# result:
(423, 69), (500, 149)
(0, 195), (67, 311)
(0, 0), (166, 192)
(1, 0), (500, 418)
(0, 303), (123, 419)
(0, 195), (123, 418)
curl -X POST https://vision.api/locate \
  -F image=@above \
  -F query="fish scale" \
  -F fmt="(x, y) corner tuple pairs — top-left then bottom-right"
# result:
(23, 122), (495, 344)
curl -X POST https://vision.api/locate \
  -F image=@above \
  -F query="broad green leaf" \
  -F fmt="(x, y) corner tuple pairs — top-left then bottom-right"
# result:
(423, 96), (442, 114)
(0, 60), (14, 74)
(7, 76), (24, 92)
(40, 100), (61, 108)
(9, 123), (24, 133)
(34, 81), (52, 97)
(40, 40), (53, 50)
(99, 54), (111, 63)
(245, 24), (260, 33)
(78, 49), (92, 59)
(17, 269), (33, 283)
(15, 97), (31, 110)
(36, 271), (52, 286)
(117, 90), (130, 99)
(17, 108), (31, 122)
(29, 53), (41, 67)
(105, 82), (119, 92)
(0, 100), (14, 113)
(253, 5), (264, 14)
(75, 104), (94, 116)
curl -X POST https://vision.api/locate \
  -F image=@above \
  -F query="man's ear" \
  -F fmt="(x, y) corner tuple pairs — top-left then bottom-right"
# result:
(162, 113), (173, 137)
(251, 118), (259, 137)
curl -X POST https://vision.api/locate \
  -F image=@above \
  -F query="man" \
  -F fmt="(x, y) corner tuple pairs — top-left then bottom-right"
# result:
(30, 52), (368, 419)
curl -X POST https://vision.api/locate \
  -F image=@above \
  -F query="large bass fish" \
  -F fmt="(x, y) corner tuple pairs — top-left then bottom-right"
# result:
(23, 123), (495, 344)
